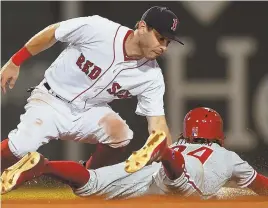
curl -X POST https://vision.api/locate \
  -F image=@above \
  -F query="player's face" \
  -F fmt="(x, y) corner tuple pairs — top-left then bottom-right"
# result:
(140, 27), (171, 60)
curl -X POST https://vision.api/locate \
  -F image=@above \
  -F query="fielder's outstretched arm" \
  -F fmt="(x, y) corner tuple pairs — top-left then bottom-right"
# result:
(0, 23), (59, 94)
(1, 16), (98, 93)
(24, 24), (59, 55)
(147, 115), (172, 146)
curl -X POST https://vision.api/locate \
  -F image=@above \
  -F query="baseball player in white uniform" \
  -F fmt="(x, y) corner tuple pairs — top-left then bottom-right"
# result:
(1, 107), (268, 198)
(0, 6), (184, 171)
(125, 107), (268, 197)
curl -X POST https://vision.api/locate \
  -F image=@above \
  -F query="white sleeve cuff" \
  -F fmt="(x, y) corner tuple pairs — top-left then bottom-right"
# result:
(239, 170), (257, 188)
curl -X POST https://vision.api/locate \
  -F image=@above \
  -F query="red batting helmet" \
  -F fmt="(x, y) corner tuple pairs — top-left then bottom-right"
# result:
(183, 107), (225, 146)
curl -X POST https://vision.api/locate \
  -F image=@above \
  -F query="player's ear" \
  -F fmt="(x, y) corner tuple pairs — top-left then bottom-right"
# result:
(137, 21), (147, 33)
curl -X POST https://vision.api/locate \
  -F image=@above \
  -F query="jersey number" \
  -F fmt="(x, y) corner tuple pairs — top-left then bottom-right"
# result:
(172, 145), (213, 164)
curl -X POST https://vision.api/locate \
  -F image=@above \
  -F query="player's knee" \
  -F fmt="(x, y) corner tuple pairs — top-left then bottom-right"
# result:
(8, 139), (35, 158)
(8, 130), (46, 158)
(99, 113), (133, 146)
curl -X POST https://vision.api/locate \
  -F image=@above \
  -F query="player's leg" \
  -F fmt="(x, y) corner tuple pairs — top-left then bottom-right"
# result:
(44, 162), (158, 199)
(1, 139), (19, 172)
(1, 151), (157, 199)
(124, 129), (184, 178)
(1, 97), (60, 172)
(124, 130), (168, 173)
(1, 152), (46, 194)
(74, 162), (158, 199)
(84, 143), (130, 169)
(76, 105), (134, 169)
(0, 152), (90, 194)
(123, 130), (187, 180)
(44, 161), (90, 188)
(160, 147), (185, 180)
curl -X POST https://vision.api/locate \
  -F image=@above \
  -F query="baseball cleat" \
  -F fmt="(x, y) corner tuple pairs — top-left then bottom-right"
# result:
(1, 152), (45, 195)
(125, 130), (167, 173)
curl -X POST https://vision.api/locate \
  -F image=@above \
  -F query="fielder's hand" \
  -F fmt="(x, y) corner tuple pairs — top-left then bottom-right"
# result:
(0, 60), (20, 94)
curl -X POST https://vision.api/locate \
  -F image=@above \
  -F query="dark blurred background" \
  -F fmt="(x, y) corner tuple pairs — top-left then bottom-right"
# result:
(1, 1), (268, 175)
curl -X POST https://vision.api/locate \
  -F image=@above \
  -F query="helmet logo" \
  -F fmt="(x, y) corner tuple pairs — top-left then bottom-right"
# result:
(171, 18), (178, 31)
(192, 127), (198, 137)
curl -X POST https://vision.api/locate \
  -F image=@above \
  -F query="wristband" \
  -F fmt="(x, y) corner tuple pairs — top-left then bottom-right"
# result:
(11, 46), (32, 66)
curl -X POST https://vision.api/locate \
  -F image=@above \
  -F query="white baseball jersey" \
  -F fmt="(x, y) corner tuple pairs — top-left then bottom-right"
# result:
(171, 140), (257, 198)
(8, 15), (166, 157)
(74, 154), (204, 199)
(46, 15), (165, 116)
(73, 141), (256, 200)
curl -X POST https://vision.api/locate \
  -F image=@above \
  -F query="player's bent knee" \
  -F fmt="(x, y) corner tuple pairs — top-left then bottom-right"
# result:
(8, 130), (48, 158)
(8, 139), (37, 158)
(99, 113), (133, 147)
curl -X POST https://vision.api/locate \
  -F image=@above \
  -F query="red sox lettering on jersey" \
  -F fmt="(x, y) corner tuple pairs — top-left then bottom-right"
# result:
(107, 82), (132, 99)
(44, 15), (164, 113)
(76, 53), (102, 80)
(76, 53), (132, 99)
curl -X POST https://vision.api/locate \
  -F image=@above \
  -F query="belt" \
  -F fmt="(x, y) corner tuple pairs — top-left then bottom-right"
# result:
(43, 82), (71, 103)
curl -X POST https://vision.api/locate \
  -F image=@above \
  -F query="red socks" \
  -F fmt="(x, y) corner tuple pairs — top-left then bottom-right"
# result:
(1, 138), (88, 189)
(86, 143), (128, 169)
(44, 161), (90, 188)
(160, 148), (185, 180)
(1, 139), (20, 172)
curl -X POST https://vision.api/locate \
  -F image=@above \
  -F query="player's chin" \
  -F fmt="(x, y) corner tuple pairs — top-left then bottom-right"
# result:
(145, 53), (158, 60)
